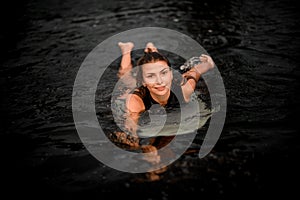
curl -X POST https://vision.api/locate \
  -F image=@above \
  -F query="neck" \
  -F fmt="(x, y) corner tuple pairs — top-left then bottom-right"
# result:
(150, 90), (170, 106)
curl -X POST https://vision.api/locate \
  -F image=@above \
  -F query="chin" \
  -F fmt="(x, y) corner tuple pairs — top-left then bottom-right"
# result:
(154, 88), (169, 96)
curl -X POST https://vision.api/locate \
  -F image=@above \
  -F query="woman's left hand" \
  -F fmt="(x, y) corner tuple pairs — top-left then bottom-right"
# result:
(195, 54), (215, 74)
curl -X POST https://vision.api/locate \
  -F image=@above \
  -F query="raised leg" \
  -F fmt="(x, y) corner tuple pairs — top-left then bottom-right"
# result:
(144, 42), (158, 53)
(118, 42), (134, 78)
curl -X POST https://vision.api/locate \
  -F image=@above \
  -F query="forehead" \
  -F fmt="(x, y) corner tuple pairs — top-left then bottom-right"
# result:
(142, 61), (169, 73)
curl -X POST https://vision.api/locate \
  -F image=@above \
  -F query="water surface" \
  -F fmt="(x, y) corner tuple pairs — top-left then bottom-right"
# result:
(0, 0), (299, 199)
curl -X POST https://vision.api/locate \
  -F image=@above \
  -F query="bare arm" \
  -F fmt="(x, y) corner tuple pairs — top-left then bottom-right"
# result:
(181, 54), (215, 102)
(124, 93), (145, 136)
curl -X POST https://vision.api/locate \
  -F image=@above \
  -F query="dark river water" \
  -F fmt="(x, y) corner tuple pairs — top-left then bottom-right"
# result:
(1, 0), (299, 199)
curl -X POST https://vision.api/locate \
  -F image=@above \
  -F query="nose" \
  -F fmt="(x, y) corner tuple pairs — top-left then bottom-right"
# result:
(156, 75), (163, 84)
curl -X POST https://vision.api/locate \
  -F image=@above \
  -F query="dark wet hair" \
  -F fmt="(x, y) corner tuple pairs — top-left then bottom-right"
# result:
(136, 48), (171, 87)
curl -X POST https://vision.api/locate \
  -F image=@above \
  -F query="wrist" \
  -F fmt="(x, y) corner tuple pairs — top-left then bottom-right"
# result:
(182, 67), (201, 83)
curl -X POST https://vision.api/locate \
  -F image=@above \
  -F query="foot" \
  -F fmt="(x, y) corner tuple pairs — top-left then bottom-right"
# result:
(118, 42), (134, 55)
(144, 42), (158, 53)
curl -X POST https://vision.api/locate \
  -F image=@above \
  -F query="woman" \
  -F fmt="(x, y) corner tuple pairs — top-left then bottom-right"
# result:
(110, 42), (215, 180)
(116, 42), (214, 144)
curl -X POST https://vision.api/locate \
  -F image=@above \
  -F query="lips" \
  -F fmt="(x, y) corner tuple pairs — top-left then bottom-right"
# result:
(155, 86), (166, 91)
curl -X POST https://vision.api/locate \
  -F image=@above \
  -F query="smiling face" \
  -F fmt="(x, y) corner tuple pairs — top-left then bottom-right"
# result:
(142, 60), (173, 99)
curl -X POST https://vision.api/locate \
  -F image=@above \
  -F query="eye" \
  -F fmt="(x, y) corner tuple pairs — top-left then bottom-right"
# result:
(161, 70), (168, 75)
(146, 74), (153, 78)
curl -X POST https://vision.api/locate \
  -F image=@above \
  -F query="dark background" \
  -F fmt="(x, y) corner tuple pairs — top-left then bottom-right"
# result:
(1, 0), (299, 199)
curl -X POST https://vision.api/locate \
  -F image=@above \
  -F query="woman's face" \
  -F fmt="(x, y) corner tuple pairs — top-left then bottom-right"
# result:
(142, 60), (173, 97)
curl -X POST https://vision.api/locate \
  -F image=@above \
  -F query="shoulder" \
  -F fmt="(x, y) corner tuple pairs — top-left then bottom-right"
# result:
(132, 86), (148, 99)
(126, 93), (145, 113)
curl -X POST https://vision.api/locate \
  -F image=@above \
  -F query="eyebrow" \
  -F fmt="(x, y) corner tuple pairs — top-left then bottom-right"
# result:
(145, 68), (169, 75)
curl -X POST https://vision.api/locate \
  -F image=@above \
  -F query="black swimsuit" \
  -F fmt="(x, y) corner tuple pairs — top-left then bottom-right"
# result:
(132, 82), (185, 147)
(132, 81), (185, 111)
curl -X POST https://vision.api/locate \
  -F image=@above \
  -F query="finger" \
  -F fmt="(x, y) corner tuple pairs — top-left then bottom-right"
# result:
(199, 55), (209, 62)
